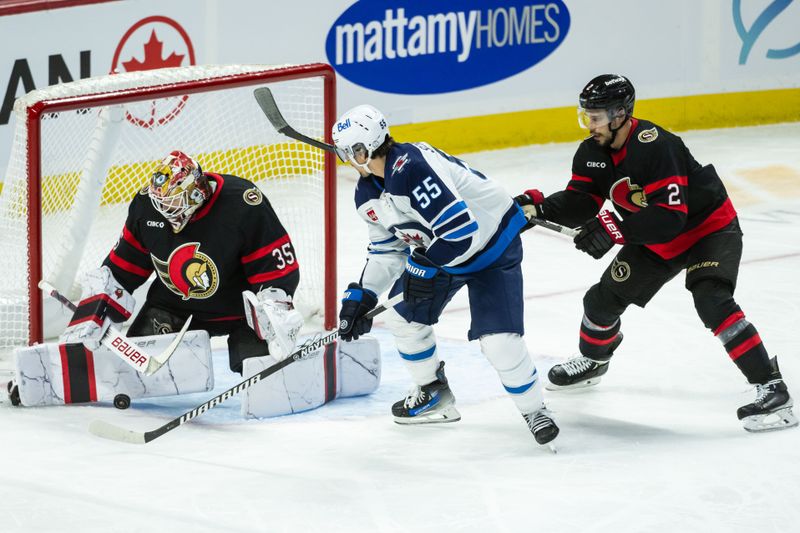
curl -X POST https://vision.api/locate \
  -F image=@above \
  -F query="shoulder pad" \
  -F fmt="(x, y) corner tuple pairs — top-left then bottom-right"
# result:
(355, 175), (383, 208)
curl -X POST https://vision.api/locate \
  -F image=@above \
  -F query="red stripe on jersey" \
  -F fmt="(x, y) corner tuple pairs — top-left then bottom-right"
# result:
(643, 175), (688, 195)
(59, 344), (72, 404)
(241, 234), (291, 264)
(645, 198), (737, 260)
(654, 202), (689, 213)
(610, 118), (639, 166)
(579, 330), (619, 346)
(122, 225), (148, 254)
(191, 173), (224, 222)
(247, 261), (299, 285)
(728, 334), (762, 360)
(566, 185), (604, 208)
(207, 315), (245, 322)
(714, 311), (746, 336)
(109, 250), (152, 277)
(570, 174), (593, 183)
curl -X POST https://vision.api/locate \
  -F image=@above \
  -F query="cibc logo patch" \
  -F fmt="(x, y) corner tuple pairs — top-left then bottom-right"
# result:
(326, 0), (570, 94)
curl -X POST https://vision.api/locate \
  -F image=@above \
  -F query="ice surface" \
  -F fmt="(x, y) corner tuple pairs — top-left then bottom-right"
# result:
(1, 123), (799, 532)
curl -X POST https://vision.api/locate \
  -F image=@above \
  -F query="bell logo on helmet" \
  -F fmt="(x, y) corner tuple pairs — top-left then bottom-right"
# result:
(336, 119), (351, 132)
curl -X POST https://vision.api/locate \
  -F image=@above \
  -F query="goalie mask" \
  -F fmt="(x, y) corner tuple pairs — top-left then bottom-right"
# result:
(148, 151), (210, 233)
(331, 104), (389, 172)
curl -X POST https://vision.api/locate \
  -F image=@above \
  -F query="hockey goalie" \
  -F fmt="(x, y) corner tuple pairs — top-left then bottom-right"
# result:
(7, 151), (380, 417)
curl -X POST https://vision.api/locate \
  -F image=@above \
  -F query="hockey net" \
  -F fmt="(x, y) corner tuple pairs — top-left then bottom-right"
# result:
(0, 63), (337, 361)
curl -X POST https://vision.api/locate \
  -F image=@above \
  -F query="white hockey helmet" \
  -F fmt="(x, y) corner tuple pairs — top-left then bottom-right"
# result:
(331, 104), (389, 166)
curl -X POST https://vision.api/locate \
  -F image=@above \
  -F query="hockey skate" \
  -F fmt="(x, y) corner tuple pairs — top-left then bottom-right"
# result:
(737, 358), (798, 433)
(5, 379), (20, 406)
(523, 408), (559, 447)
(392, 361), (461, 424)
(547, 356), (609, 390)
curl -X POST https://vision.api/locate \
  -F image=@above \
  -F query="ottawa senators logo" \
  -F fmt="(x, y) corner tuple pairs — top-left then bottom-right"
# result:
(611, 258), (631, 282)
(637, 127), (658, 143)
(151, 242), (219, 300)
(610, 177), (648, 213)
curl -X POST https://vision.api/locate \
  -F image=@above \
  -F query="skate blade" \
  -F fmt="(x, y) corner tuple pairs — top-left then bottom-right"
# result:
(742, 407), (799, 433)
(548, 443), (557, 454)
(394, 406), (462, 425)
(545, 376), (602, 391)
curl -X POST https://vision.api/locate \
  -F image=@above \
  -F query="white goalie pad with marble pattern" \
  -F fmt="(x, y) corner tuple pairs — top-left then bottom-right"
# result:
(14, 330), (213, 407)
(241, 335), (381, 418)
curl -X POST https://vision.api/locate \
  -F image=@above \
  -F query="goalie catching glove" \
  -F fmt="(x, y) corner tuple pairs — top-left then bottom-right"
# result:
(59, 265), (135, 351)
(243, 288), (304, 361)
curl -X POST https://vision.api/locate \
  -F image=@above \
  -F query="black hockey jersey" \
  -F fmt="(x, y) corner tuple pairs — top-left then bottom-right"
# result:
(103, 173), (299, 322)
(543, 118), (737, 259)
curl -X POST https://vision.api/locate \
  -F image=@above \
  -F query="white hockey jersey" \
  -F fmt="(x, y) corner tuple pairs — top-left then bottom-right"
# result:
(354, 142), (526, 294)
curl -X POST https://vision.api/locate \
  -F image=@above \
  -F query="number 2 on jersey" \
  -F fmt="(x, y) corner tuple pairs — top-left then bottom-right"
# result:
(667, 183), (681, 205)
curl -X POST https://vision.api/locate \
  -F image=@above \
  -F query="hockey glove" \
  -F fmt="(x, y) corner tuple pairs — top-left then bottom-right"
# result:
(514, 189), (545, 233)
(243, 287), (304, 361)
(574, 210), (626, 259)
(338, 283), (378, 342)
(401, 248), (445, 305)
(59, 265), (135, 351)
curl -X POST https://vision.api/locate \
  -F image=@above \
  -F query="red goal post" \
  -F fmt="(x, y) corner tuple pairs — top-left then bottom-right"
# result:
(0, 63), (337, 356)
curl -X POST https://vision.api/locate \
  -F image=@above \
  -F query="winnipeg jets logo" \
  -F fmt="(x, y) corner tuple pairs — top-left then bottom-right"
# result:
(400, 232), (424, 245)
(391, 154), (409, 176)
(610, 177), (647, 213)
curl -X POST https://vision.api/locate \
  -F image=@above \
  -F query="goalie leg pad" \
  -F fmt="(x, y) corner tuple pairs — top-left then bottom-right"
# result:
(480, 333), (543, 414)
(241, 336), (381, 418)
(383, 307), (440, 386)
(13, 330), (213, 407)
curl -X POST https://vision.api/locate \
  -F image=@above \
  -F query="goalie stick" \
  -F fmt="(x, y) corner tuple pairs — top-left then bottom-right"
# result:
(88, 292), (405, 444)
(39, 280), (192, 377)
(254, 87), (339, 155)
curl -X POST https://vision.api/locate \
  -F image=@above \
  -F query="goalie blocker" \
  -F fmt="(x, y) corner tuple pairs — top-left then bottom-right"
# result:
(12, 332), (380, 418)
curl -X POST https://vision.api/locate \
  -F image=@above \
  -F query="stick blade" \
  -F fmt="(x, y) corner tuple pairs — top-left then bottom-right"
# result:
(89, 419), (146, 445)
(253, 87), (289, 132)
(144, 315), (194, 376)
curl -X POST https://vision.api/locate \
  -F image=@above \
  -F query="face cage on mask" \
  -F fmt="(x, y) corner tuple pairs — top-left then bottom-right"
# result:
(149, 176), (206, 232)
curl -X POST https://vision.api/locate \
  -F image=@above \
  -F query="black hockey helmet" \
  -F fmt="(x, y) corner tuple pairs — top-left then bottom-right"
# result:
(580, 74), (635, 114)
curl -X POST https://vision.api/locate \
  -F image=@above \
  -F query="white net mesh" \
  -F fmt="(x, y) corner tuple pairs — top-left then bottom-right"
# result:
(0, 64), (333, 359)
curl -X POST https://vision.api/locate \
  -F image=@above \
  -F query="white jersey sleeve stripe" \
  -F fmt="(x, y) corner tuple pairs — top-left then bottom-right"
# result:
(441, 220), (479, 240)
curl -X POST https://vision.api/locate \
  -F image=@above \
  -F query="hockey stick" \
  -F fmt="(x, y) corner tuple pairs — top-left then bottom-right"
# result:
(39, 280), (192, 376)
(526, 216), (580, 238)
(253, 87), (339, 155)
(88, 292), (405, 444)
